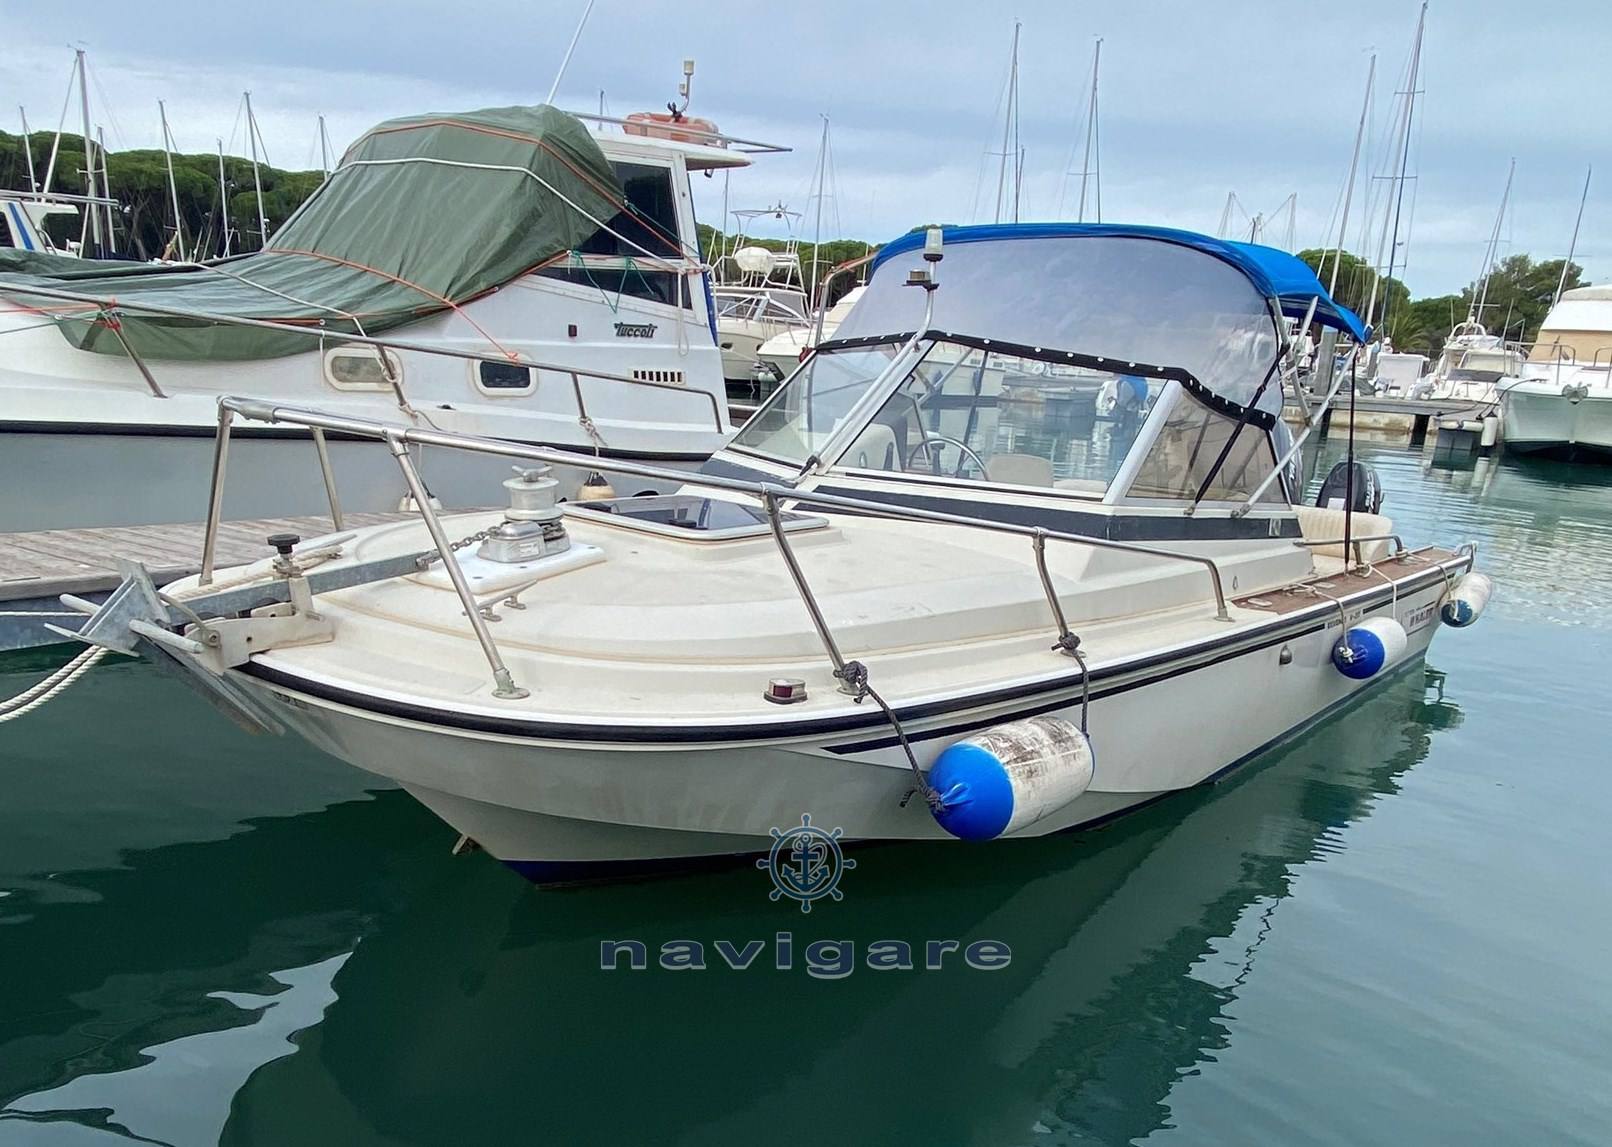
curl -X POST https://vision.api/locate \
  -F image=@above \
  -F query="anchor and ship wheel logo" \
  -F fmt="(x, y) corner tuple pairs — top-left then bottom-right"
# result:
(757, 814), (855, 913)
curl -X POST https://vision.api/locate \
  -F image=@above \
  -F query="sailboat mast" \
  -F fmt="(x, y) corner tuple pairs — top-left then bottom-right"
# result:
(993, 22), (1020, 225)
(97, 125), (115, 254)
(1078, 38), (1101, 223)
(1474, 158), (1515, 323)
(1365, 6), (1424, 333)
(1327, 53), (1374, 296)
(217, 139), (231, 258)
(75, 49), (103, 253)
(1553, 166), (1592, 309)
(810, 116), (829, 301)
(1011, 55), (1022, 222)
(19, 107), (37, 192)
(1379, 1), (1426, 331)
(244, 91), (269, 247)
(318, 114), (331, 178)
(159, 100), (186, 261)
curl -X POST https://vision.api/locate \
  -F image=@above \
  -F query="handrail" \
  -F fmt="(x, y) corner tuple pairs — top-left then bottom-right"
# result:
(208, 395), (1237, 701)
(0, 281), (728, 433)
(811, 251), (878, 345)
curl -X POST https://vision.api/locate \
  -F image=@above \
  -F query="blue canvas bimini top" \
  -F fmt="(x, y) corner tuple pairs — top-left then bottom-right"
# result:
(872, 222), (1367, 342)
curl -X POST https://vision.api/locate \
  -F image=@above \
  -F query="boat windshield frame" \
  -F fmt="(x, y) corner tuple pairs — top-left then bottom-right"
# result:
(726, 328), (1292, 510)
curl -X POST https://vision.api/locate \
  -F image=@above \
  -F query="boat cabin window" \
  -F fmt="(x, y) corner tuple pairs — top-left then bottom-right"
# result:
(1123, 385), (1283, 504)
(538, 160), (690, 309)
(324, 346), (403, 392)
(0, 215), (13, 248)
(475, 360), (535, 394)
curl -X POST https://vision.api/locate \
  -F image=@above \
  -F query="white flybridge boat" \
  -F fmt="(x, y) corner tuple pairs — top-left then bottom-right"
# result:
(0, 102), (786, 532)
(1502, 285), (1612, 459)
(60, 224), (1493, 882)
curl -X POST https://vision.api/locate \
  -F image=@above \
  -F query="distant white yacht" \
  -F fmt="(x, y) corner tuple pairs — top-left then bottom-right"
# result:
(1503, 285), (1612, 459)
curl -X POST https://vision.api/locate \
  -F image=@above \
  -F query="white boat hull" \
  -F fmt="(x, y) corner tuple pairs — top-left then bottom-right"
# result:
(234, 571), (1450, 881)
(1503, 385), (1612, 459)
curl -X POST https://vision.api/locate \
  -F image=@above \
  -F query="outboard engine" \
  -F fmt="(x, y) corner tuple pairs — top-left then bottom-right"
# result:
(1315, 460), (1383, 515)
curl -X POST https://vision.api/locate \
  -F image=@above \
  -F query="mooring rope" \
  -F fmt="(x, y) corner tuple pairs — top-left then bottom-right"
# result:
(0, 646), (107, 724)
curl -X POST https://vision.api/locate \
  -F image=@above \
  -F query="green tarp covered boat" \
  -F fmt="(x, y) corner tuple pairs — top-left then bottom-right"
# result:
(0, 105), (627, 360)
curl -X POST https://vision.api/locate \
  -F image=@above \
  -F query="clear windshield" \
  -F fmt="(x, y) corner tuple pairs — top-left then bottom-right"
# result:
(837, 341), (1161, 494)
(729, 344), (911, 464)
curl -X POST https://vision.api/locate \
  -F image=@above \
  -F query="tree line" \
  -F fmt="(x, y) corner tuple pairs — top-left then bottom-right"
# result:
(1299, 247), (1583, 356)
(0, 129), (323, 261)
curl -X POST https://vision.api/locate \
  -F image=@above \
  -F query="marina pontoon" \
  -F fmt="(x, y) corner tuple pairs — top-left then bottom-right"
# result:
(59, 224), (1491, 880)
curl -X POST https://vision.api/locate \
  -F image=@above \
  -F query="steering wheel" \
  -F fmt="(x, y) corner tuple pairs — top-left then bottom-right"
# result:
(906, 435), (989, 479)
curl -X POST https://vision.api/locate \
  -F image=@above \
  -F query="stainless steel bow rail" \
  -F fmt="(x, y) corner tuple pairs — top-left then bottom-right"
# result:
(67, 396), (1233, 706)
(0, 281), (727, 434)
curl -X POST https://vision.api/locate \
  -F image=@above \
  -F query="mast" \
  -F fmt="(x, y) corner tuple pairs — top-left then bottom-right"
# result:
(1078, 38), (1102, 223)
(809, 116), (829, 301)
(544, 0), (597, 105)
(97, 125), (115, 254)
(76, 48), (103, 254)
(993, 21), (1020, 225)
(1216, 192), (1236, 238)
(1473, 158), (1515, 324)
(1327, 53), (1375, 296)
(217, 139), (232, 258)
(1364, 6), (1425, 333)
(1378, 1), (1426, 333)
(159, 100), (186, 261)
(318, 114), (331, 178)
(19, 107), (37, 192)
(1553, 166), (1592, 309)
(244, 91), (269, 247)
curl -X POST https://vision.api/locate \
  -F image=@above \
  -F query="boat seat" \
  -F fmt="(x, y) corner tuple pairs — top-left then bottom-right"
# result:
(988, 453), (1055, 488)
(1294, 505), (1394, 563)
(844, 423), (899, 471)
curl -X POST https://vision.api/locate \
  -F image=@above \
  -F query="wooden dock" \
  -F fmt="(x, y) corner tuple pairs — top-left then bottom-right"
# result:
(0, 512), (405, 653)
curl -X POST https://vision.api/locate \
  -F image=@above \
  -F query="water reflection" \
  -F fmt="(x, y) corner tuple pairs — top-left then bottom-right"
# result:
(1303, 437), (1612, 629)
(0, 667), (1439, 1146)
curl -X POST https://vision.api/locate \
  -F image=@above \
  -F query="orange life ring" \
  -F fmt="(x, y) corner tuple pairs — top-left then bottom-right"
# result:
(623, 112), (724, 146)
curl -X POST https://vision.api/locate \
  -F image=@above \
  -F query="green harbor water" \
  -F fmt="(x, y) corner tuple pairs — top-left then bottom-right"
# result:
(1, 440), (1610, 1145)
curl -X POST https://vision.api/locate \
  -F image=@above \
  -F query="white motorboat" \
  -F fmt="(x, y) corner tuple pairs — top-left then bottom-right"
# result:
(0, 104), (786, 531)
(755, 285), (867, 380)
(709, 205), (813, 392)
(0, 193), (85, 257)
(64, 224), (1491, 882)
(1502, 286), (1612, 459)
(1412, 319), (1523, 404)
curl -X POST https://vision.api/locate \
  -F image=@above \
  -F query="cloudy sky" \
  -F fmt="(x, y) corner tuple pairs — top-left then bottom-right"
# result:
(5, 0), (1606, 297)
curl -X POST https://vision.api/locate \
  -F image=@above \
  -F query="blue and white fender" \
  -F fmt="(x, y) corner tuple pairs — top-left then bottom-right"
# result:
(1331, 616), (1408, 680)
(928, 716), (1095, 841)
(1440, 572), (1492, 628)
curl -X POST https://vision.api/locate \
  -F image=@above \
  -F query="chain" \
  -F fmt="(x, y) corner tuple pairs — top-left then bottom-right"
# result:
(416, 529), (490, 569)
